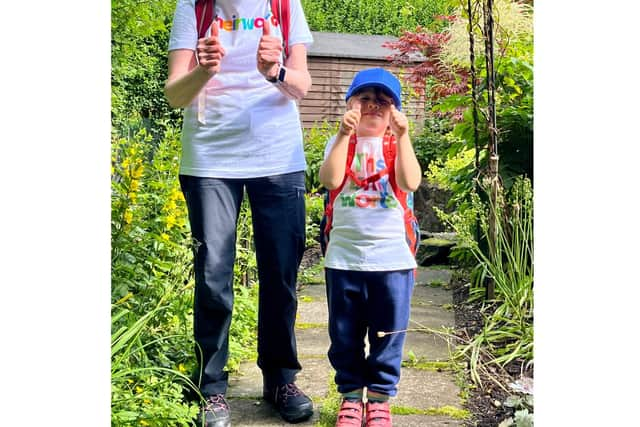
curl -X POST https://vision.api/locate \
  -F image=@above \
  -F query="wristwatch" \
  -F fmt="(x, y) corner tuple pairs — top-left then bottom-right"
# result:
(266, 64), (286, 84)
(277, 64), (287, 83)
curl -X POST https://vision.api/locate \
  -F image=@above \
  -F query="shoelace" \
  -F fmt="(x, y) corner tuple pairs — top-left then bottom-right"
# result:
(204, 394), (229, 413)
(276, 383), (304, 403)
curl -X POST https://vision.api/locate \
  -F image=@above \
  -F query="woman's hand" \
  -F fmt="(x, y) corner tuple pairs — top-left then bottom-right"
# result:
(256, 21), (283, 79)
(196, 21), (226, 75)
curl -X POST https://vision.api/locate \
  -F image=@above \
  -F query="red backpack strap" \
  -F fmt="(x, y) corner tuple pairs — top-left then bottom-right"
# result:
(383, 131), (419, 258)
(322, 134), (358, 248)
(271, 0), (290, 59)
(195, 0), (216, 39)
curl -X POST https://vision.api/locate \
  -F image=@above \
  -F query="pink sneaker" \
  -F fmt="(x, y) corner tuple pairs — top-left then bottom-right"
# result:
(365, 401), (392, 427)
(335, 398), (364, 427)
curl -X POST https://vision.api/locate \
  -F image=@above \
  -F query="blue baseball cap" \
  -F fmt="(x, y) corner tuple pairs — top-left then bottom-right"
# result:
(345, 68), (402, 110)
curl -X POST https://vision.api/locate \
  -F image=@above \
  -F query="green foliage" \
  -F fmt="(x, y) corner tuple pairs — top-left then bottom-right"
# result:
(305, 193), (325, 245)
(303, 120), (339, 192)
(111, 123), (258, 423)
(112, 0), (181, 134)
(449, 178), (534, 385)
(111, 302), (200, 427)
(301, 0), (453, 35)
(411, 110), (459, 172)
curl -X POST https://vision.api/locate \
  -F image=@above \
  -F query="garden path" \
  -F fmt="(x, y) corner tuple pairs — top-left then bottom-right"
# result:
(225, 266), (468, 426)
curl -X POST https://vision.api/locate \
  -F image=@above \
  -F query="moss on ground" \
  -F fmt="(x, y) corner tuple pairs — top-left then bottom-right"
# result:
(391, 405), (471, 419)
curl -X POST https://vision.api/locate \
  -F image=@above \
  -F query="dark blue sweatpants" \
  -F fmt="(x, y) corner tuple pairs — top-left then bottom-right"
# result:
(179, 172), (306, 397)
(325, 268), (414, 397)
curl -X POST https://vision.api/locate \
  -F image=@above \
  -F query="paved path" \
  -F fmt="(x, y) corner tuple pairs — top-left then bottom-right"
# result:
(225, 267), (468, 426)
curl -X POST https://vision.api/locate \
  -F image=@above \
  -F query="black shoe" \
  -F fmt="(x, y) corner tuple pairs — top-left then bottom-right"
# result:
(263, 383), (313, 423)
(196, 394), (231, 427)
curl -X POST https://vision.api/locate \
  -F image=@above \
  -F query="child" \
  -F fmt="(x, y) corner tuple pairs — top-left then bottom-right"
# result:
(318, 68), (422, 427)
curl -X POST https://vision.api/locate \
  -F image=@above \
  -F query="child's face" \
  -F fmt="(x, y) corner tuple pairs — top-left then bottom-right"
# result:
(349, 88), (394, 137)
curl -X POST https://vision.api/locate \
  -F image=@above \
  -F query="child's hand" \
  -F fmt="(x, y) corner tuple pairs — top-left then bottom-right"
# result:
(339, 99), (361, 136)
(389, 104), (409, 137)
(197, 21), (226, 75)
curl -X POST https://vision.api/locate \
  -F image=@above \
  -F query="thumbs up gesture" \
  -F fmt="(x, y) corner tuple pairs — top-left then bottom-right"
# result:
(389, 104), (408, 137)
(257, 20), (283, 79)
(196, 21), (226, 75)
(339, 99), (362, 136)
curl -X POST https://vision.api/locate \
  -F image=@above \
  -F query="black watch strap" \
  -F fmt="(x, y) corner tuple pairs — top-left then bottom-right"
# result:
(277, 65), (287, 83)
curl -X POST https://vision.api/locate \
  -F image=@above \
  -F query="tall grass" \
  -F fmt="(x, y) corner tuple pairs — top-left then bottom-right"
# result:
(449, 177), (533, 386)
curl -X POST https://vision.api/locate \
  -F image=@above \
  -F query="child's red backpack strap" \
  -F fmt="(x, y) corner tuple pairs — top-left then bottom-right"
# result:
(195, 0), (216, 39)
(383, 129), (420, 259)
(321, 134), (357, 255)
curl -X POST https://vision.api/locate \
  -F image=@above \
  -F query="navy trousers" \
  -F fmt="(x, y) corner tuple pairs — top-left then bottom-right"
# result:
(325, 268), (414, 397)
(179, 172), (306, 397)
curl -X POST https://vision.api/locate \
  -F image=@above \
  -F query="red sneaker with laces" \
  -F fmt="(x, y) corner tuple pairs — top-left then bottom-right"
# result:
(335, 398), (364, 427)
(365, 400), (392, 427)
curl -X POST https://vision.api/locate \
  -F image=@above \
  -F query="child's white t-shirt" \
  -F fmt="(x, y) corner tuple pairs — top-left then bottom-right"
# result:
(168, 0), (313, 178)
(323, 135), (418, 271)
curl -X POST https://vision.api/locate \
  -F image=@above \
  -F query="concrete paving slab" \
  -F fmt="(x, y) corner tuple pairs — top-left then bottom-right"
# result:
(296, 300), (329, 325)
(415, 268), (453, 286)
(408, 303), (455, 330)
(227, 358), (332, 400)
(295, 325), (331, 357)
(227, 398), (321, 426)
(396, 368), (463, 410)
(391, 414), (465, 426)
(298, 283), (327, 301)
(403, 331), (453, 361)
(227, 362), (263, 399)
(412, 284), (455, 307)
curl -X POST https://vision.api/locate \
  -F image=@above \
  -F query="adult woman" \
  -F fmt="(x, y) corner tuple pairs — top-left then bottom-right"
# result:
(164, 1), (313, 425)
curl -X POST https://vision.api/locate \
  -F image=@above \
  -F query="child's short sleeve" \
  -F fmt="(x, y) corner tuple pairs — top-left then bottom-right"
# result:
(323, 135), (338, 160)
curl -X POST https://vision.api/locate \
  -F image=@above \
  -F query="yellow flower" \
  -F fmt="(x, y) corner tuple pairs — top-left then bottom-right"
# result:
(130, 193), (137, 204)
(135, 386), (143, 394)
(139, 420), (149, 426)
(124, 210), (133, 224)
(132, 165), (144, 179)
(164, 200), (177, 212)
(130, 179), (139, 191)
(178, 363), (187, 373)
(165, 215), (177, 230)
(161, 233), (170, 241)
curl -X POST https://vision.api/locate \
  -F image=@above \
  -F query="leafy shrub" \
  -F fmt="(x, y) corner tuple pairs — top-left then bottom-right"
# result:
(303, 120), (339, 192)
(111, 122), (258, 424)
(302, 0), (453, 35)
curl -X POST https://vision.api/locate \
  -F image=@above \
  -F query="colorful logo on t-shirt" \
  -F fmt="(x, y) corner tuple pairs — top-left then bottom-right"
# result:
(216, 13), (280, 32)
(339, 154), (399, 209)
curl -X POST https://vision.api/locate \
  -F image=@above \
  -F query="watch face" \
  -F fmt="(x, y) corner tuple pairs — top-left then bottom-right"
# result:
(278, 66), (286, 82)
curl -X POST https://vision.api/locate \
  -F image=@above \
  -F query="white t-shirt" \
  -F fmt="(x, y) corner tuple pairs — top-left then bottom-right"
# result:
(168, 0), (313, 178)
(323, 135), (417, 271)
